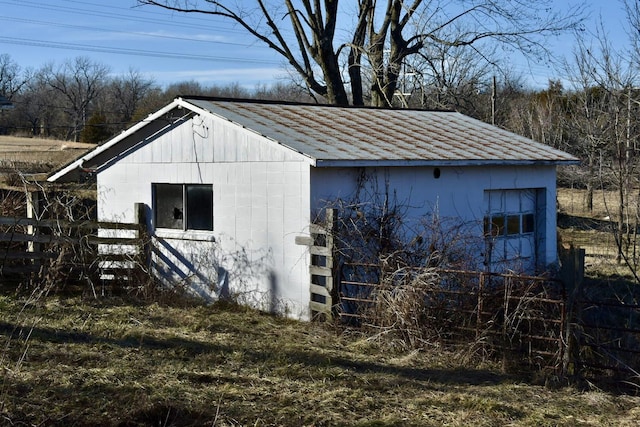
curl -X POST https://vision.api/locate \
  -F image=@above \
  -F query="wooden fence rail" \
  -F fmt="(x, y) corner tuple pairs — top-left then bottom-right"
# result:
(306, 209), (336, 320)
(572, 292), (640, 384)
(335, 259), (640, 386)
(0, 213), (147, 290)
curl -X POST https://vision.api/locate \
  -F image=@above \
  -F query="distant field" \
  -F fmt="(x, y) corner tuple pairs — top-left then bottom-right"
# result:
(557, 187), (638, 276)
(557, 187), (635, 220)
(0, 135), (94, 177)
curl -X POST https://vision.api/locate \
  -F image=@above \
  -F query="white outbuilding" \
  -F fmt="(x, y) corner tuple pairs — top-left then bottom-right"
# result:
(49, 97), (578, 320)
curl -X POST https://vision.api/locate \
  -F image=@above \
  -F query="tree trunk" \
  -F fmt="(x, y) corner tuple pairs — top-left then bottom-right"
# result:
(585, 182), (593, 212)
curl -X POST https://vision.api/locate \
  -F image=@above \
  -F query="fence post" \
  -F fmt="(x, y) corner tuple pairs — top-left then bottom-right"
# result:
(306, 208), (336, 321)
(560, 245), (586, 380)
(134, 202), (151, 269)
(26, 190), (40, 255)
(477, 272), (485, 338)
(26, 190), (42, 280)
(502, 275), (511, 369)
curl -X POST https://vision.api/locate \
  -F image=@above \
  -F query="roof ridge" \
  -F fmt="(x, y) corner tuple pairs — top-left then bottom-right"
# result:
(179, 95), (454, 113)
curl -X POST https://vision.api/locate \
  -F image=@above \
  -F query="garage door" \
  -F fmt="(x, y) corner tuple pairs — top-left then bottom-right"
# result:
(484, 189), (539, 274)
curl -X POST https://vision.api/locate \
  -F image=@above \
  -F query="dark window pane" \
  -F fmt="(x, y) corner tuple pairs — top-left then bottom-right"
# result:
(186, 185), (213, 230)
(522, 213), (535, 233)
(155, 184), (183, 229)
(491, 216), (505, 236)
(506, 215), (520, 235)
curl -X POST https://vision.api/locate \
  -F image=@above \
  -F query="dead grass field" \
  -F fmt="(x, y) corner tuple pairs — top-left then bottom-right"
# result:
(557, 187), (638, 220)
(1, 295), (639, 426)
(557, 187), (640, 276)
(0, 135), (94, 177)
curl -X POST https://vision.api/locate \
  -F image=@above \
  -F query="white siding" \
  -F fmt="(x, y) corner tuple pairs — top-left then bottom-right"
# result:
(310, 165), (559, 270)
(97, 115), (313, 319)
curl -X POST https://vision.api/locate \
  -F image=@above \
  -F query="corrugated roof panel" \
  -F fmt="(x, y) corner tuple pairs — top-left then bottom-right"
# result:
(185, 98), (578, 164)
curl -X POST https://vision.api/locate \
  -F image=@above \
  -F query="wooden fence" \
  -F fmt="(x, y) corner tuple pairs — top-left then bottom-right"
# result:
(0, 209), (148, 292)
(334, 259), (640, 385)
(569, 279), (640, 386)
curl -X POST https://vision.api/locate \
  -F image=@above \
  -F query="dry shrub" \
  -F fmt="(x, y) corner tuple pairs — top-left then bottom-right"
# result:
(320, 171), (483, 351)
(361, 267), (442, 350)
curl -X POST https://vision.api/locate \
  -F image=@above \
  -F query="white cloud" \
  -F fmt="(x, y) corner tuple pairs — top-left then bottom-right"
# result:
(146, 67), (289, 88)
(136, 30), (236, 44)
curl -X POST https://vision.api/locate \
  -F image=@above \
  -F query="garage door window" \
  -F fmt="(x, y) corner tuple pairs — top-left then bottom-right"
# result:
(484, 212), (535, 237)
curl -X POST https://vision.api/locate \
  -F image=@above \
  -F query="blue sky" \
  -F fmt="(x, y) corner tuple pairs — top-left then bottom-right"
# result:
(0, 0), (631, 90)
(0, 0), (286, 88)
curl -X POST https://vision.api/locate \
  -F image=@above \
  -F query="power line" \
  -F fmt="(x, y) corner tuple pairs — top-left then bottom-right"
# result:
(59, 0), (227, 26)
(0, 36), (281, 64)
(0, 0), (289, 72)
(0, 15), (257, 48)
(0, 0), (246, 34)
(56, 0), (297, 39)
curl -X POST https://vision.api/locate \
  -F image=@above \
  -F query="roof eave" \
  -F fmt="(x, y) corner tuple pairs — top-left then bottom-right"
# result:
(314, 159), (581, 168)
(48, 99), (186, 182)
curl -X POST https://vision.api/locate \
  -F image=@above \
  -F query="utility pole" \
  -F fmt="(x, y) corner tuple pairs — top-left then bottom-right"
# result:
(491, 76), (497, 126)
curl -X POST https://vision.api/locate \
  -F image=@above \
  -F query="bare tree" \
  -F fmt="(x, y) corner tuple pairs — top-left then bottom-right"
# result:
(11, 68), (61, 137)
(163, 80), (208, 99)
(561, 19), (640, 271)
(505, 80), (569, 150)
(43, 57), (110, 141)
(406, 37), (496, 116)
(625, 0), (640, 66)
(138, 0), (584, 107)
(0, 54), (27, 100)
(107, 69), (156, 126)
(253, 81), (317, 102)
(0, 55), (27, 134)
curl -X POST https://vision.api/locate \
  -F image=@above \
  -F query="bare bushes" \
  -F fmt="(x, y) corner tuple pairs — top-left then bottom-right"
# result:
(325, 172), (481, 274)
(318, 173), (565, 375)
(318, 172), (483, 350)
(363, 267), (442, 350)
(36, 187), (98, 293)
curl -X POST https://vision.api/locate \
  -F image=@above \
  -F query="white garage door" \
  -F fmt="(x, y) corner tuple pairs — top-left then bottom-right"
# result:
(484, 189), (539, 274)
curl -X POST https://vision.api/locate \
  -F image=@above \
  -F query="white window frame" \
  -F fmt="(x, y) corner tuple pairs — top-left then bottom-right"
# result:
(153, 183), (214, 235)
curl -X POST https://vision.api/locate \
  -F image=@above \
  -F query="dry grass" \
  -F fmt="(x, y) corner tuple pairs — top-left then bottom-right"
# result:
(0, 135), (94, 180)
(0, 135), (94, 153)
(557, 187), (640, 277)
(1, 294), (639, 426)
(556, 187), (631, 220)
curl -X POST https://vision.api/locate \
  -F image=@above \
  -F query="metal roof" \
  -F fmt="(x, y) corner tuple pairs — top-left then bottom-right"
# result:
(49, 97), (580, 183)
(184, 97), (578, 166)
